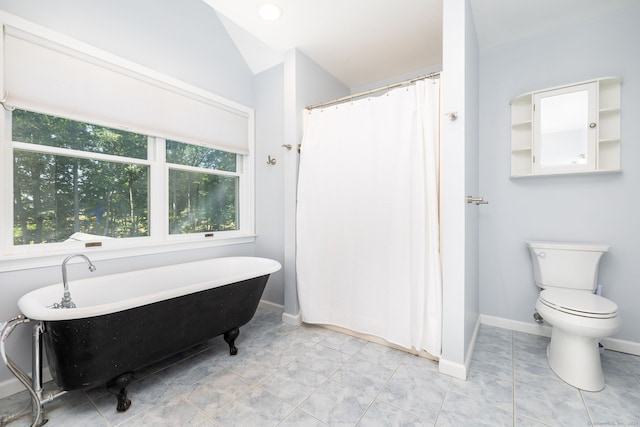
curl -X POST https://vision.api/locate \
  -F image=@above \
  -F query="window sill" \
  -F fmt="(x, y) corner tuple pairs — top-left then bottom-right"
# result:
(0, 233), (257, 273)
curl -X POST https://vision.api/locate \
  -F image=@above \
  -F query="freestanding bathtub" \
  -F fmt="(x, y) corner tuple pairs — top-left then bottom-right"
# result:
(17, 256), (281, 411)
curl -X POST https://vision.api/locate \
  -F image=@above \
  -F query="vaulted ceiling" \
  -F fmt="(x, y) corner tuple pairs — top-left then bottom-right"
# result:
(203, 0), (638, 89)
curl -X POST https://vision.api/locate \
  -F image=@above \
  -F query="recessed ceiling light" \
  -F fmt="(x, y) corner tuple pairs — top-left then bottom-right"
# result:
(258, 3), (282, 21)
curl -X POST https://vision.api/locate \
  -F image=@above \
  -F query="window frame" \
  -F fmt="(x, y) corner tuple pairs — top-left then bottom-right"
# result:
(161, 138), (249, 241)
(1, 110), (256, 271)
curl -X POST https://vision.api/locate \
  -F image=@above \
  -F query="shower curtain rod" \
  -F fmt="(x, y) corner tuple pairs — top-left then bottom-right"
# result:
(305, 71), (441, 111)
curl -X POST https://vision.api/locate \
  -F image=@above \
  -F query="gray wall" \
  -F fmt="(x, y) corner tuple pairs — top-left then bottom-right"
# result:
(254, 63), (286, 305)
(0, 0), (254, 106)
(281, 49), (350, 318)
(478, 5), (640, 343)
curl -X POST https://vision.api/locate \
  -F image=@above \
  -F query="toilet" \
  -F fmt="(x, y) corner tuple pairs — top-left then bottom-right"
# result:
(527, 241), (621, 391)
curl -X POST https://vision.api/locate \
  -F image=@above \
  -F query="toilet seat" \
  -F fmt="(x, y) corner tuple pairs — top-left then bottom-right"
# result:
(539, 289), (618, 319)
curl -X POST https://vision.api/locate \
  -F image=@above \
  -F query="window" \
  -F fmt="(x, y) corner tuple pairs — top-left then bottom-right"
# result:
(12, 110), (150, 245)
(0, 18), (255, 267)
(4, 109), (253, 258)
(166, 140), (240, 234)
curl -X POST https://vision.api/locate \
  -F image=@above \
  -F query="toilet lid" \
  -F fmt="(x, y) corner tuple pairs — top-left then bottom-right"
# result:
(539, 289), (618, 318)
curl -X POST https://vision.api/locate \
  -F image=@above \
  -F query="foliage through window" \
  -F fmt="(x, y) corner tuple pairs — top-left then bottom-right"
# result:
(10, 110), (242, 248)
(166, 140), (239, 234)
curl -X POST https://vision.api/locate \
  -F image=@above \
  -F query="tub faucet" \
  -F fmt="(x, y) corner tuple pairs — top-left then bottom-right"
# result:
(60, 254), (96, 309)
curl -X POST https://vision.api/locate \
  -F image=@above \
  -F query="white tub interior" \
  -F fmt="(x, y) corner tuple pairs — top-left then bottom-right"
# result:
(18, 257), (281, 321)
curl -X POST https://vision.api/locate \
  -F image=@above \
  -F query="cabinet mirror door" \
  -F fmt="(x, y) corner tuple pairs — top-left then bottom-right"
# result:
(532, 82), (597, 174)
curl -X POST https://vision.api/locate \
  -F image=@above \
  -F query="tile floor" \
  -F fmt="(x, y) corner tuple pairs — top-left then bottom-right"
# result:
(1, 305), (639, 426)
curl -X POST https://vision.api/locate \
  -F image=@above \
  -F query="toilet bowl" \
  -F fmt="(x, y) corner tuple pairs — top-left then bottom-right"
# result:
(535, 288), (620, 390)
(527, 241), (621, 391)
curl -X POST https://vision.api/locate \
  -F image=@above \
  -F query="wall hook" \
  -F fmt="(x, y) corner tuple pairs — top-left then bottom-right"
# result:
(0, 92), (15, 111)
(281, 144), (301, 153)
(267, 155), (277, 165)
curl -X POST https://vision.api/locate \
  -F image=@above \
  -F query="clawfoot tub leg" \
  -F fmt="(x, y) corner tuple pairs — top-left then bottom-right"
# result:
(107, 372), (133, 412)
(223, 327), (240, 355)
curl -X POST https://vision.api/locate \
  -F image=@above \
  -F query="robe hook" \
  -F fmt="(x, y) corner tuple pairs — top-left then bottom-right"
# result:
(0, 92), (15, 111)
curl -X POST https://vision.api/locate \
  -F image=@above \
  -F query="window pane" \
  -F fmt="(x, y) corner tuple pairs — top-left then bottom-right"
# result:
(13, 151), (149, 245)
(168, 169), (238, 234)
(12, 109), (148, 159)
(166, 140), (236, 172)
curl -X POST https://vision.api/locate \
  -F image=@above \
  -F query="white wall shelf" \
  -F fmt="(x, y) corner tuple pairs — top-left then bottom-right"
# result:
(510, 94), (533, 176)
(510, 77), (621, 177)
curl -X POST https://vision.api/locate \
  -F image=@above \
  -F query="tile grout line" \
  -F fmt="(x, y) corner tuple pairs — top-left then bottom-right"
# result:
(351, 357), (402, 427)
(511, 329), (515, 426)
(83, 389), (114, 427)
(215, 325), (349, 426)
(579, 389), (595, 426)
(5, 312), (640, 427)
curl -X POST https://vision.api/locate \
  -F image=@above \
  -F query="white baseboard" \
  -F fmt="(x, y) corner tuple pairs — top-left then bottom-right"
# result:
(439, 316), (481, 381)
(257, 299), (301, 326)
(281, 311), (302, 326)
(438, 317), (480, 380)
(466, 316), (481, 375)
(258, 299), (284, 313)
(0, 370), (52, 400)
(261, 298), (301, 326)
(438, 357), (467, 380)
(479, 314), (640, 356)
(600, 336), (640, 355)
(480, 314), (552, 337)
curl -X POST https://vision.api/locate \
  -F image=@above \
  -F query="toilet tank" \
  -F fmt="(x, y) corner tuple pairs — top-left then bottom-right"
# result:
(526, 241), (609, 291)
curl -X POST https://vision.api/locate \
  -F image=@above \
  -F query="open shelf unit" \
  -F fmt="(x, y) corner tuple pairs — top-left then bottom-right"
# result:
(510, 77), (621, 178)
(510, 94), (533, 176)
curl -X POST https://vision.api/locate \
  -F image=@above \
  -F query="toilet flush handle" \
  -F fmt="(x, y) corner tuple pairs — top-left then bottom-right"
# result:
(538, 252), (546, 258)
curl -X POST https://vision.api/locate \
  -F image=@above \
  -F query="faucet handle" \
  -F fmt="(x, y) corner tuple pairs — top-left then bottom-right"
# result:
(60, 290), (76, 309)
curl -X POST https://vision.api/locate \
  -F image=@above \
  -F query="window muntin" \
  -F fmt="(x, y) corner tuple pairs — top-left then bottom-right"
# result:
(7, 109), (246, 253)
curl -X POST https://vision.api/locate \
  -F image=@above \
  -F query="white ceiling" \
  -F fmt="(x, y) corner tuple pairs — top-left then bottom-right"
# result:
(203, 0), (442, 89)
(202, 0), (637, 90)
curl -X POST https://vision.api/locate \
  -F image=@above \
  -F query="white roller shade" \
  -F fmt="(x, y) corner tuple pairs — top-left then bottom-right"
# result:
(4, 25), (251, 154)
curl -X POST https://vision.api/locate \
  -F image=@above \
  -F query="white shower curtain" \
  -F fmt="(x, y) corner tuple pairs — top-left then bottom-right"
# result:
(296, 79), (442, 357)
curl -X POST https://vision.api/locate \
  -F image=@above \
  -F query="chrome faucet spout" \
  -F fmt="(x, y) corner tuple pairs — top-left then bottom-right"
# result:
(60, 254), (96, 309)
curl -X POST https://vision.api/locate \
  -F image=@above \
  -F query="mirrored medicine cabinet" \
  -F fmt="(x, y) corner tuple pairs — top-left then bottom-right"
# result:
(510, 77), (621, 177)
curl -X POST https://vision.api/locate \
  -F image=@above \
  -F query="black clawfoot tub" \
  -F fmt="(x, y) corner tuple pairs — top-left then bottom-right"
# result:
(18, 256), (281, 412)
